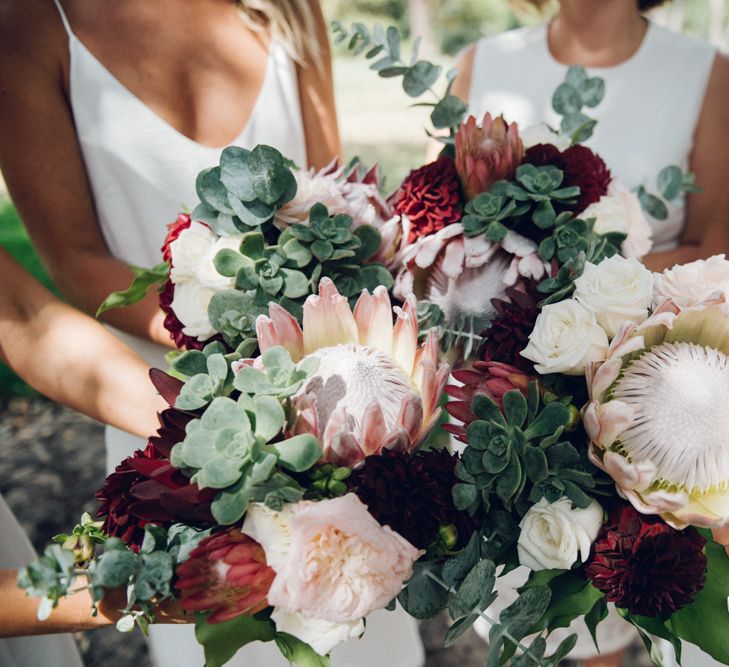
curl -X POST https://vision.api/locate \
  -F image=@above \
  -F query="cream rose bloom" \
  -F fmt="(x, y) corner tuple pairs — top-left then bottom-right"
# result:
(254, 494), (421, 624)
(241, 503), (295, 572)
(521, 299), (609, 375)
(581, 181), (653, 259)
(169, 221), (216, 282)
(169, 280), (217, 340)
(517, 497), (603, 571)
(573, 255), (654, 338)
(271, 609), (364, 656)
(520, 123), (571, 151)
(653, 254), (729, 307)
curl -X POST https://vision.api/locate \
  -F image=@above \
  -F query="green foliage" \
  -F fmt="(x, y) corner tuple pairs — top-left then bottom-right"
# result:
(454, 384), (598, 519)
(635, 165), (701, 221)
(416, 300), (485, 360)
(304, 463), (352, 499)
(275, 633), (331, 666)
(170, 345), (320, 524)
(196, 612), (277, 667)
(194, 145), (297, 234)
(331, 21), (467, 139)
(52, 512), (107, 564)
(96, 262), (169, 316)
(551, 66), (605, 144)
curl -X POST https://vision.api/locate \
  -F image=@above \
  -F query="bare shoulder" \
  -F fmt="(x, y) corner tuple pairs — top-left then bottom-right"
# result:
(0, 0), (66, 72)
(450, 43), (477, 104)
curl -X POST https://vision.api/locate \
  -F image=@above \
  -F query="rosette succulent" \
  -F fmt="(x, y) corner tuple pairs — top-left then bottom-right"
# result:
(584, 296), (729, 531)
(255, 277), (449, 467)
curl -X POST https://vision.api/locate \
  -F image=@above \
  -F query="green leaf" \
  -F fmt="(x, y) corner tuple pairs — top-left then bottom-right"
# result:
(281, 238), (313, 268)
(378, 66), (408, 78)
(96, 262), (169, 316)
(453, 483), (478, 511)
(585, 596), (608, 651)
(93, 548), (137, 588)
(385, 25), (400, 60)
(637, 187), (669, 220)
(471, 394), (507, 425)
(196, 612), (275, 667)
(356, 264), (394, 292)
(552, 83), (582, 115)
(548, 633), (579, 664)
(578, 77), (605, 108)
(211, 482), (250, 525)
(443, 613), (479, 647)
(524, 402), (569, 440)
(657, 165), (683, 201)
(311, 239), (334, 262)
(503, 390), (528, 428)
(523, 446), (549, 483)
(248, 145), (287, 204)
(443, 532), (482, 588)
(135, 551), (173, 601)
(275, 633), (330, 667)
(266, 434), (321, 472)
(565, 66), (587, 89)
(175, 374), (218, 411)
(561, 112), (597, 143)
(172, 350), (209, 377)
(253, 395), (285, 441)
(431, 94), (468, 130)
(219, 146), (256, 201)
(669, 533), (729, 663)
(449, 559), (497, 621)
(403, 61), (442, 97)
(352, 224), (381, 262)
(398, 561), (449, 620)
(500, 585), (551, 641)
(198, 167), (235, 214)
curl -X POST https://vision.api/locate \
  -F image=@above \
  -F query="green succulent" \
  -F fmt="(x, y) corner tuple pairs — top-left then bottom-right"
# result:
(452, 383), (596, 517)
(192, 145), (297, 235)
(506, 165), (580, 229)
(170, 345), (322, 524)
(461, 191), (529, 240)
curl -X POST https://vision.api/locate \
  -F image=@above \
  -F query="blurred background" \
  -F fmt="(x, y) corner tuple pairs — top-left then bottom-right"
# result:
(1, 1), (728, 664)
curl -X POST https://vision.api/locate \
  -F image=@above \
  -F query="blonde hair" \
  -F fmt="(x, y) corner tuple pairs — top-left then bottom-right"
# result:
(237, 0), (323, 69)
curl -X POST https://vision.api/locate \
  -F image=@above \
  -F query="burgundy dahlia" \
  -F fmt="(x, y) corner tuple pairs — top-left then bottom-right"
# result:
(96, 409), (215, 551)
(585, 504), (707, 617)
(390, 157), (462, 243)
(176, 528), (275, 623)
(347, 448), (475, 550)
(444, 362), (534, 442)
(525, 143), (611, 213)
(479, 283), (541, 373)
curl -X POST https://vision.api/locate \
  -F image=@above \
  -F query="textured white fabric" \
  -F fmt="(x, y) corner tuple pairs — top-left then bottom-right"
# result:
(54, 1), (424, 664)
(468, 22), (716, 254)
(0, 495), (84, 667)
(468, 22), (717, 664)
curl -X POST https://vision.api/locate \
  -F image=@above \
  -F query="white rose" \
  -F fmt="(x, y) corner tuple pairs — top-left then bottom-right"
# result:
(170, 280), (217, 340)
(583, 183), (653, 259)
(517, 497), (603, 571)
(653, 254), (729, 307)
(521, 299), (609, 375)
(169, 221), (217, 282)
(573, 256), (654, 338)
(271, 609), (365, 656)
(520, 123), (571, 151)
(193, 235), (241, 290)
(241, 502), (295, 572)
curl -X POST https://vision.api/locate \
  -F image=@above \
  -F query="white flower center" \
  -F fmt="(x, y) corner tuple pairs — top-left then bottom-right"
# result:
(614, 341), (729, 492)
(300, 344), (416, 437)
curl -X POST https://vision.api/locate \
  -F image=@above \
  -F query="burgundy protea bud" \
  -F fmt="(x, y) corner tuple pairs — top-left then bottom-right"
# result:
(479, 283), (541, 373)
(347, 448), (477, 550)
(390, 157), (462, 243)
(455, 113), (524, 200)
(176, 528), (275, 623)
(444, 361), (534, 442)
(584, 504), (707, 617)
(524, 143), (611, 214)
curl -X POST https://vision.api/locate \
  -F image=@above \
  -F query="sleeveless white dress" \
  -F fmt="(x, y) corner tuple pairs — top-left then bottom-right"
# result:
(52, 1), (424, 666)
(467, 22), (717, 666)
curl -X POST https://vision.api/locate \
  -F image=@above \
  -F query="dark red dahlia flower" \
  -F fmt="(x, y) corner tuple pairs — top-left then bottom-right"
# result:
(347, 448), (476, 550)
(176, 528), (275, 623)
(161, 213), (192, 264)
(585, 504), (707, 617)
(444, 362), (534, 442)
(390, 157), (462, 243)
(525, 143), (611, 213)
(96, 408), (214, 551)
(479, 283), (541, 373)
(159, 279), (207, 351)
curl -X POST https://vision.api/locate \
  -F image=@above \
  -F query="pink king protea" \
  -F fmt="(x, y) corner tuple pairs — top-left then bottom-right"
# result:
(255, 278), (449, 467)
(455, 113), (524, 200)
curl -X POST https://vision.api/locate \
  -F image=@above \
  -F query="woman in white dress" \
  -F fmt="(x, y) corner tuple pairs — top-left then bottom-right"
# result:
(0, 1), (424, 665)
(451, 0), (729, 665)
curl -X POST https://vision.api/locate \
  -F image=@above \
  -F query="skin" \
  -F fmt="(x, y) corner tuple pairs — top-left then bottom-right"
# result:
(451, 0), (729, 274)
(0, 0), (340, 346)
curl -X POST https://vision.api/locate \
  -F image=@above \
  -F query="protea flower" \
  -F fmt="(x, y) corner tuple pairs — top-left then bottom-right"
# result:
(584, 296), (729, 531)
(175, 528), (275, 623)
(454, 113), (524, 200)
(444, 361), (533, 442)
(254, 278), (449, 467)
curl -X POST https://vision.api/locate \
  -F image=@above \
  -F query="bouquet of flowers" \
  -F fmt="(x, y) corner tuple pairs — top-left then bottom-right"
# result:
(19, 22), (729, 667)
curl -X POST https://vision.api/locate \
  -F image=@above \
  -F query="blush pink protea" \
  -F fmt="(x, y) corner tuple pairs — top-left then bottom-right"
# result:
(254, 278), (449, 467)
(175, 528), (275, 623)
(454, 113), (524, 200)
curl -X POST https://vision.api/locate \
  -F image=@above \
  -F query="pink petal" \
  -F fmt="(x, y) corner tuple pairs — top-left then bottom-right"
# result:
(392, 296), (419, 377)
(359, 402), (388, 456)
(353, 285), (394, 355)
(603, 452), (656, 492)
(441, 238), (466, 279)
(256, 304), (304, 360)
(589, 358), (623, 400)
(396, 395), (424, 443)
(303, 278), (359, 354)
(712, 524), (729, 555)
(328, 432), (366, 468)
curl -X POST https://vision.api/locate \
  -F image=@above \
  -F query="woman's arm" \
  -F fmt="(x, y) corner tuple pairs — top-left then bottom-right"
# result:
(297, 0), (341, 169)
(642, 53), (729, 272)
(0, 1), (171, 346)
(0, 248), (165, 438)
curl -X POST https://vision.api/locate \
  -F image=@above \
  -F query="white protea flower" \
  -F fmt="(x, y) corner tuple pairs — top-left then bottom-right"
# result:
(583, 295), (729, 531)
(255, 278), (449, 467)
(393, 223), (546, 362)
